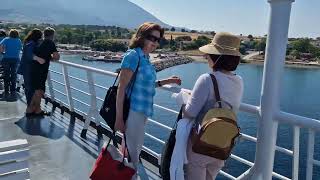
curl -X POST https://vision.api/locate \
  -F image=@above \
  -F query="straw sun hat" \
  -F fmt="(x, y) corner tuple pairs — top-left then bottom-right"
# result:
(199, 32), (241, 57)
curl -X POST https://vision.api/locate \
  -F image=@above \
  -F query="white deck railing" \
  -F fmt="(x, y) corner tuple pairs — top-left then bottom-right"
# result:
(44, 60), (320, 180)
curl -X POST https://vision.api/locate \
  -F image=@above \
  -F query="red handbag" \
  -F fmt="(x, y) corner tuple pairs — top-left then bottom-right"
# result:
(90, 135), (136, 180)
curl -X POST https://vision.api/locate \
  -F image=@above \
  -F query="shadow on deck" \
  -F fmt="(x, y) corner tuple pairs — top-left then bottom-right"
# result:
(0, 94), (161, 180)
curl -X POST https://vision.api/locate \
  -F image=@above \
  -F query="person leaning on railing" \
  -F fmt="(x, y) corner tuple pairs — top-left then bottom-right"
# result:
(17, 29), (43, 116)
(114, 22), (181, 179)
(27, 27), (60, 117)
(0, 29), (22, 100)
(182, 32), (244, 180)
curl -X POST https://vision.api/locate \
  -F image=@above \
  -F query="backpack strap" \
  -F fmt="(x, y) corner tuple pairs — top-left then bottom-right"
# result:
(209, 74), (222, 108)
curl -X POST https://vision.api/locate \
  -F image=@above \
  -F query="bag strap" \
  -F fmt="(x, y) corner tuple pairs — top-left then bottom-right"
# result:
(173, 106), (183, 129)
(112, 55), (141, 88)
(103, 131), (117, 155)
(126, 56), (141, 98)
(123, 134), (132, 162)
(209, 74), (222, 108)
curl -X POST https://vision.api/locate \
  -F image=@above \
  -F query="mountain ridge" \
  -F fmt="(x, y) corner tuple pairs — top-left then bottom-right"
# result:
(0, 0), (171, 29)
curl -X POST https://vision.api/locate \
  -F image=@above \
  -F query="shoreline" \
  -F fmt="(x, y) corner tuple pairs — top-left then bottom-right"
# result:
(188, 55), (320, 69)
(60, 49), (319, 70)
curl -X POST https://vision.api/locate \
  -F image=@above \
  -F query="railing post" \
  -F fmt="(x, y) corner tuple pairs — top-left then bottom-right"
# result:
(62, 65), (74, 112)
(306, 130), (315, 180)
(46, 70), (55, 101)
(81, 71), (101, 138)
(240, 0), (294, 179)
(292, 126), (300, 180)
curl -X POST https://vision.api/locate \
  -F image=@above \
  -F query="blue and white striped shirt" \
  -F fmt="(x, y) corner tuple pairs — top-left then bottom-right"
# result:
(120, 47), (156, 117)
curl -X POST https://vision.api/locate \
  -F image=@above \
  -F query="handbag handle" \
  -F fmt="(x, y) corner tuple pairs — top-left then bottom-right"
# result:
(103, 132), (132, 164)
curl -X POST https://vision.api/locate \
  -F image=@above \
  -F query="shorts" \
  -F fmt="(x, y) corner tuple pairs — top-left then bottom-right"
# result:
(31, 61), (49, 92)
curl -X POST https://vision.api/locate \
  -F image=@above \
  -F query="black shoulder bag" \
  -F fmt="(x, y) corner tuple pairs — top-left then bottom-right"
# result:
(159, 107), (183, 180)
(99, 57), (140, 131)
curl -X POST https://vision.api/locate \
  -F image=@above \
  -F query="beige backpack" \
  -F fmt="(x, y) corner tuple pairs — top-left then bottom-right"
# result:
(191, 74), (240, 160)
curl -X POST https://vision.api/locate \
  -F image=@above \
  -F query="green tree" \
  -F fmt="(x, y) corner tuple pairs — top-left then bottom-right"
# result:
(170, 27), (176, 32)
(290, 49), (301, 59)
(175, 36), (192, 41)
(239, 44), (247, 55)
(255, 39), (266, 54)
(90, 39), (127, 52)
(290, 39), (313, 53)
(194, 35), (211, 47)
(190, 30), (197, 33)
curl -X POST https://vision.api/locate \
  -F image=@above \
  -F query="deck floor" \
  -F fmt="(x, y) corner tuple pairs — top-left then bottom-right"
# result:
(0, 92), (161, 180)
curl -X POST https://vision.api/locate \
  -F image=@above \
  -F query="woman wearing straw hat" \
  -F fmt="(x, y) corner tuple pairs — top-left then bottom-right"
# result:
(182, 32), (244, 179)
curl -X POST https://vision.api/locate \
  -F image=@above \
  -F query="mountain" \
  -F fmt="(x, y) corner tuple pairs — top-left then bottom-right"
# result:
(0, 0), (170, 29)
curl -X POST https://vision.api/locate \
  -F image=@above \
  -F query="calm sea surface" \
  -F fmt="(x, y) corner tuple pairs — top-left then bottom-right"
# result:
(50, 54), (320, 179)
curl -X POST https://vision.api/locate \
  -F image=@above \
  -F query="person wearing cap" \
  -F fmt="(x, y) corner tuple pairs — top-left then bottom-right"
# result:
(179, 32), (244, 179)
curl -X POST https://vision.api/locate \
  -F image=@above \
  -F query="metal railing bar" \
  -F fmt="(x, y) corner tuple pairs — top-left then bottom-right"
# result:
(276, 111), (320, 131)
(219, 171), (237, 180)
(52, 88), (66, 96)
(69, 75), (89, 83)
(142, 146), (160, 159)
(56, 60), (118, 77)
(240, 134), (293, 155)
(147, 118), (173, 131)
(145, 133), (165, 145)
(70, 86), (91, 96)
(153, 104), (179, 114)
(49, 69), (63, 75)
(94, 83), (109, 90)
(313, 159), (320, 166)
(292, 126), (300, 180)
(96, 97), (104, 102)
(73, 108), (88, 116)
(51, 79), (66, 86)
(272, 172), (291, 180)
(230, 154), (254, 167)
(306, 130), (315, 180)
(72, 98), (91, 107)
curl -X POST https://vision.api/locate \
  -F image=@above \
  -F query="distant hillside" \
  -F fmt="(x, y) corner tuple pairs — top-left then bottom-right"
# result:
(0, 0), (170, 29)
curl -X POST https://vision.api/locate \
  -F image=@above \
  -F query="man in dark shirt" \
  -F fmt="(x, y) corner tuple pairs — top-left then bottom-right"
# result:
(27, 27), (60, 117)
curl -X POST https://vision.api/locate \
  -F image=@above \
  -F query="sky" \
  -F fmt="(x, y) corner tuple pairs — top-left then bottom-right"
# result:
(129, 0), (320, 38)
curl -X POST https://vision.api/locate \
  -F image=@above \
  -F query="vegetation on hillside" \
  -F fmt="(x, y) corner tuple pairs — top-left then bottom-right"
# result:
(1, 23), (319, 61)
(0, 23), (133, 51)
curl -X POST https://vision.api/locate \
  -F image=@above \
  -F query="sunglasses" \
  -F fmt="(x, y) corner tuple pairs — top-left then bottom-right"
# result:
(146, 35), (161, 43)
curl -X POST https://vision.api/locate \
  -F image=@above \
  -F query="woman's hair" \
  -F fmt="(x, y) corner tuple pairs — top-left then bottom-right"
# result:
(44, 27), (55, 38)
(129, 22), (164, 49)
(24, 28), (43, 44)
(0, 30), (6, 37)
(209, 54), (240, 71)
(8, 29), (19, 38)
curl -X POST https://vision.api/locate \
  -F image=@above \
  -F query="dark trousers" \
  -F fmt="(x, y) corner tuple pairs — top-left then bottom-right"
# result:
(2, 59), (18, 93)
(22, 67), (34, 105)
